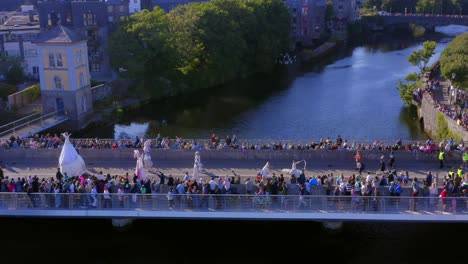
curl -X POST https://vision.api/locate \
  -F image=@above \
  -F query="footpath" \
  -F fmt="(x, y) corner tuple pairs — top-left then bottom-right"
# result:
(0, 157), (459, 185)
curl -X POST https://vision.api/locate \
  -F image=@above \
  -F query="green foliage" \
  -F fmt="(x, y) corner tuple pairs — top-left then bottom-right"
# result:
(409, 23), (425, 38)
(439, 33), (468, 90)
(0, 55), (26, 85)
(109, 0), (291, 98)
(436, 112), (462, 140)
(398, 79), (417, 106)
(23, 84), (41, 101)
(408, 40), (436, 75)
(0, 82), (17, 99)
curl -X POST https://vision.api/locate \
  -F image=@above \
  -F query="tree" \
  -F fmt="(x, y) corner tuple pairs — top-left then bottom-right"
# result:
(408, 40), (437, 75)
(109, 7), (179, 97)
(439, 33), (468, 89)
(0, 55), (26, 85)
(398, 72), (421, 106)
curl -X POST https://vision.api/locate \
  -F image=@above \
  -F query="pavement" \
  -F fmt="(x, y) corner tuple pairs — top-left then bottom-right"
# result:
(0, 157), (460, 185)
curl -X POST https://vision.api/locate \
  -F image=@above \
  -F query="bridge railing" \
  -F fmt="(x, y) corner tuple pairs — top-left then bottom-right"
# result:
(0, 193), (466, 215)
(0, 110), (68, 139)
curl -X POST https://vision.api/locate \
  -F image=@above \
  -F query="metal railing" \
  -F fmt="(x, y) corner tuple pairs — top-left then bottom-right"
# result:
(0, 193), (466, 215)
(0, 110), (68, 138)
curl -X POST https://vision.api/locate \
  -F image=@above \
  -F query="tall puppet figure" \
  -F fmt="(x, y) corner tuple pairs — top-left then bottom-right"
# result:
(134, 150), (147, 181)
(59, 132), (86, 177)
(192, 151), (203, 182)
(143, 140), (153, 169)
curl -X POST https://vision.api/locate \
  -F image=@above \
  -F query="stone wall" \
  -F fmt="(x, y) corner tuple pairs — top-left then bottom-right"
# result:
(419, 93), (468, 141)
(0, 148), (462, 163)
(7, 85), (38, 111)
(90, 84), (112, 102)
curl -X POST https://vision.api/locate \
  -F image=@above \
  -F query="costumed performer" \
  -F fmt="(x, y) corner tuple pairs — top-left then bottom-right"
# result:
(58, 132), (86, 177)
(134, 150), (147, 181)
(143, 139), (153, 169)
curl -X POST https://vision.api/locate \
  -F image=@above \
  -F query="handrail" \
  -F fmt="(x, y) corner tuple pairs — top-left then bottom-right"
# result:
(0, 193), (466, 217)
(0, 111), (41, 130)
(0, 110), (68, 138)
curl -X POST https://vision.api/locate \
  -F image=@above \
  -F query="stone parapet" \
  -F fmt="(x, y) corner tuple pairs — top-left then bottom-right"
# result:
(0, 148), (461, 163)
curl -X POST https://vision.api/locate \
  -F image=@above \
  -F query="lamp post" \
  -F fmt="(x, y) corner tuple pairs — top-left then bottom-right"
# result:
(449, 72), (456, 105)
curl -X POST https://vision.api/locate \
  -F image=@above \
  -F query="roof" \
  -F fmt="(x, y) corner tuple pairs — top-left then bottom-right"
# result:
(33, 25), (86, 44)
(106, 0), (128, 5)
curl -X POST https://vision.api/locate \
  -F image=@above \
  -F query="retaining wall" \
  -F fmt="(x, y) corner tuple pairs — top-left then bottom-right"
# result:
(420, 93), (468, 141)
(0, 148), (462, 163)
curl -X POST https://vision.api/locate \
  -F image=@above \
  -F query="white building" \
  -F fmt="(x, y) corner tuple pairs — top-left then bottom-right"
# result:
(0, 12), (41, 80)
(129, 0), (141, 14)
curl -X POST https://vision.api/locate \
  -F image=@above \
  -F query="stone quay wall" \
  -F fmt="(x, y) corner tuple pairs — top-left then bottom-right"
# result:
(0, 148), (461, 163)
(419, 93), (468, 141)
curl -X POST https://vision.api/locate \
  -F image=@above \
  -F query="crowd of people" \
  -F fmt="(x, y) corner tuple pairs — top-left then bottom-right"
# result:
(0, 133), (466, 154)
(1, 156), (467, 212)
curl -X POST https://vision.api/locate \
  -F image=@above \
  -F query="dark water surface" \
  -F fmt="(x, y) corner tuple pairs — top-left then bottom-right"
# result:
(77, 34), (455, 141)
(1, 217), (465, 264)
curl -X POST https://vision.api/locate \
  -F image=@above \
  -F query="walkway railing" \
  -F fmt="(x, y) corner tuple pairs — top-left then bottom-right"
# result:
(0, 110), (68, 138)
(0, 193), (466, 216)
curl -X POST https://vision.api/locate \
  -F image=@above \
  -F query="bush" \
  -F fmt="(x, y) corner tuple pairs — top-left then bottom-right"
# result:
(436, 112), (462, 140)
(0, 82), (17, 100)
(23, 83), (41, 101)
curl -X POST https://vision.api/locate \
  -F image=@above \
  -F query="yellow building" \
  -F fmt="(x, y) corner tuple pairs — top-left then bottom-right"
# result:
(33, 25), (94, 129)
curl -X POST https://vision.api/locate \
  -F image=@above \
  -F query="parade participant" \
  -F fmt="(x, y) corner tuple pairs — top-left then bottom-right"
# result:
(59, 132), (86, 177)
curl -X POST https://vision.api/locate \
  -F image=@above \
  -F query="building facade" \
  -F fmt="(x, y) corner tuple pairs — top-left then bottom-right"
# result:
(284, 0), (326, 48)
(128, 0), (141, 13)
(0, 10), (41, 79)
(37, 0), (117, 81)
(33, 25), (94, 129)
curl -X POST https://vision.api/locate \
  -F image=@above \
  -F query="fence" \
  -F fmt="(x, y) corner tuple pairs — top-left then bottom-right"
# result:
(0, 193), (466, 215)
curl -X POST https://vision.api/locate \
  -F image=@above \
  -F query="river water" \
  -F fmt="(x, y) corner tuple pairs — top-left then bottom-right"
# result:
(76, 26), (467, 141)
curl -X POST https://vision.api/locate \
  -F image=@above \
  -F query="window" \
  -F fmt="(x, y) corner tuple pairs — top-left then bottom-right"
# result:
(91, 63), (101, 72)
(49, 53), (55, 68)
(56, 53), (63, 67)
(134, 0), (138, 3)
(108, 16), (114, 22)
(83, 13), (97, 26)
(119, 5), (125, 12)
(79, 72), (85, 88)
(32, 66), (39, 75)
(54, 76), (62, 89)
(107, 6), (113, 13)
(24, 49), (37, 58)
(75, 49), (83, 66)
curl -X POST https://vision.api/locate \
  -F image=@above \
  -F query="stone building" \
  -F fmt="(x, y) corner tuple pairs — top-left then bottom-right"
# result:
(284, 0), (326, 48)
(33, 25), (94, 130)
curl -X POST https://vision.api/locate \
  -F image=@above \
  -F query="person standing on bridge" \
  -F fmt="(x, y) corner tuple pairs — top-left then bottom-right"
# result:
(439, 149), (445, 169)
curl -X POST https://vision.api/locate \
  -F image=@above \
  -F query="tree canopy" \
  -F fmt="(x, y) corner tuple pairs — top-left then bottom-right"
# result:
(0, 55), (26, 85)
(439, 33), (468, 89)
(408, 40), (437, 75)
(109, 0), (291, 98)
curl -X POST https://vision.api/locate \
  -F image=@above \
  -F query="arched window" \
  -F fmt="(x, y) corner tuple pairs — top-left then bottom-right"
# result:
(54, 76), (62, 89)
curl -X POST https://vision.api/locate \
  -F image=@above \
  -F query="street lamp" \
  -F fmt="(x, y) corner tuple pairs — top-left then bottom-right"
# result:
(449, 72), (456, 105)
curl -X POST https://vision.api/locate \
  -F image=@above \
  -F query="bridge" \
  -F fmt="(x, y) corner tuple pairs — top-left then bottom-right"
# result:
(0, 193), (467, 228)
(0, 110), (69, 139)
(374, 14), (468, 30)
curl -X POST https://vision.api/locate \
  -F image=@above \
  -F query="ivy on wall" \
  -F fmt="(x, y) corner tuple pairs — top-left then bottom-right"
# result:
(436, 112), (462, 140)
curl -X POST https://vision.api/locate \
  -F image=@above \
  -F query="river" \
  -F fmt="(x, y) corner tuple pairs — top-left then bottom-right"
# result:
(75, 26), (467, 141)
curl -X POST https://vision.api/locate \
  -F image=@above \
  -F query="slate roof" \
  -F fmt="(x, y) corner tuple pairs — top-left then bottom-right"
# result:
(33, 25), (86, 44)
